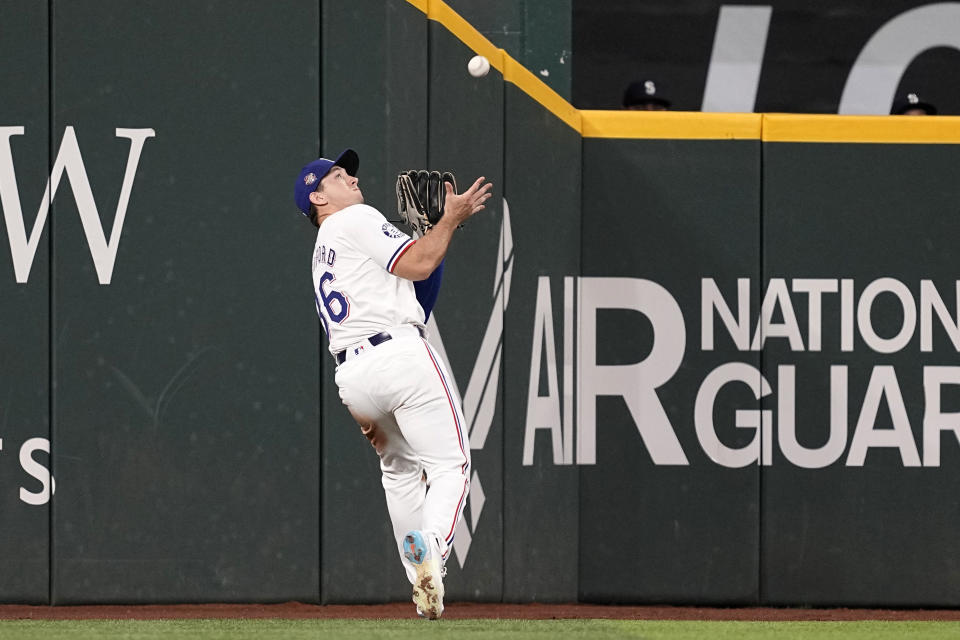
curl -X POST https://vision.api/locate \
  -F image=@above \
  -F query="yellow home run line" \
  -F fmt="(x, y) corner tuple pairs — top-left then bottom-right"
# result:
(580, 110), (760, 140)
(410, 0), (960, 144)
(763, 114), (960, 144)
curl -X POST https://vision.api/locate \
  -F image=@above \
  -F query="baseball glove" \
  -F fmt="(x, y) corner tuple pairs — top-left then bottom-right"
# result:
(396, 170), (457, 237)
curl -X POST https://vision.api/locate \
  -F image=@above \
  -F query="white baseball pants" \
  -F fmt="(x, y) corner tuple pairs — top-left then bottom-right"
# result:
(334, 325), (470, 583)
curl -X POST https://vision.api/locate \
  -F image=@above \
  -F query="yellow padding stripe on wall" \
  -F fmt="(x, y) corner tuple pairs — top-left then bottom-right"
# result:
(581, 110), (761, 140)
(763, 114), (960, 143)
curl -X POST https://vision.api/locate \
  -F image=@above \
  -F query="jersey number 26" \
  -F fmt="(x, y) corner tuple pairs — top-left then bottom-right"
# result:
(317, 271), (349, 324)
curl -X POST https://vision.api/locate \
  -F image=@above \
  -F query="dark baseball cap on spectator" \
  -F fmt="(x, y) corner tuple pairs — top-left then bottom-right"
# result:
(294, 148), (360, 215)
(623, 80), (671, 109)
(891, 92), (937, 115)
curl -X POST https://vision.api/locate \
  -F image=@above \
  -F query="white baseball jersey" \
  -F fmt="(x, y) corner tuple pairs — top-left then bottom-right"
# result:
(312, 200), (470, 602)
(311, 203), (425, 354)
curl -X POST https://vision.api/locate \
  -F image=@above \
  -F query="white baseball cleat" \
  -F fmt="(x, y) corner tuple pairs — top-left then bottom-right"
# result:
(403, 530), (445, 620)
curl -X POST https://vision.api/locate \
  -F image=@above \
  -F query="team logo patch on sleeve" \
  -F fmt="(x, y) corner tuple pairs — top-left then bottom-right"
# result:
(382, 222), (404, 238)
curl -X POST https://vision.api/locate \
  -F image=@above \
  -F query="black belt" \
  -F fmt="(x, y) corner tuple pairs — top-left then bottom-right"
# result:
(335, 326), (426, 365)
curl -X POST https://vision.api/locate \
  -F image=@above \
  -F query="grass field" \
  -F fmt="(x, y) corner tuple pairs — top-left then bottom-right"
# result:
(1, 619), (959, 639)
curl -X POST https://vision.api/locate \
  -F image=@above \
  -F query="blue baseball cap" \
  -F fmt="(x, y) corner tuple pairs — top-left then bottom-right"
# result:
(294, 148), (360, 215)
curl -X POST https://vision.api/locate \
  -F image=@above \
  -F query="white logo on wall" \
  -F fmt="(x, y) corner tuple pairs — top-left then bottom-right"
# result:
(0, 437), (54, 506)
(401, 204), (960, 568)
(522, 276), (960, 470)
(427, 198), (512, 568)
(0, 126), (154, 506)
(0, 126), (156, 285)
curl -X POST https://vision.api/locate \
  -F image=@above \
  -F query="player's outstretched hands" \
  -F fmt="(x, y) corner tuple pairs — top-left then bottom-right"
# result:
(443, 177), (493, 226)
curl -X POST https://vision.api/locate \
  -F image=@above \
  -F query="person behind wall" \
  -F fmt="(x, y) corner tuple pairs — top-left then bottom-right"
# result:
(891, 91), (937, 115)
(623, 79), (671, 110)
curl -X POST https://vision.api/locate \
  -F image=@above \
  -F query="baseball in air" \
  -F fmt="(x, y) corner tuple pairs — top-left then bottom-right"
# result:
(468, 55), (490, 78)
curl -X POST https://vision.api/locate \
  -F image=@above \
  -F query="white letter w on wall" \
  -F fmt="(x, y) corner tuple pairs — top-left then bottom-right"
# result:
(0, 126), (156, 284)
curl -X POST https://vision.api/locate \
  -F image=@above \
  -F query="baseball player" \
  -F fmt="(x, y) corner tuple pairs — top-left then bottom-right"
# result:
(293, 149), (492, 619)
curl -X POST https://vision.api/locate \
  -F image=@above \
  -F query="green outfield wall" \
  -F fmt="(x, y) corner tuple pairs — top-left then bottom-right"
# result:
(579, 135), (762, 604)
(1, 0), (959, 608)
(0, 0), (49, 603)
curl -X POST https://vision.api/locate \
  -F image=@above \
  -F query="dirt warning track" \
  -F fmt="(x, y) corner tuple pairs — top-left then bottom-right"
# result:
(2, 602), (960, 621)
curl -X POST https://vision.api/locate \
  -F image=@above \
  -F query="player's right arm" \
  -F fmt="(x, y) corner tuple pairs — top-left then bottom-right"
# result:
(392, 177), (493, 281)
